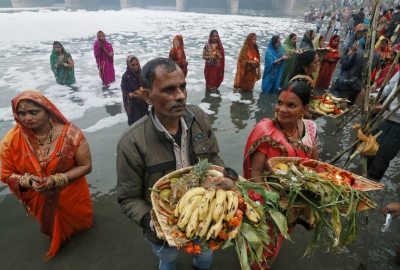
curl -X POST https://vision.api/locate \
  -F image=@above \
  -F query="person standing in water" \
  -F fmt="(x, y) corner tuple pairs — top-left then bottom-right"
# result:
(94, 31), (116, 89)
(50, 41), (76, 86)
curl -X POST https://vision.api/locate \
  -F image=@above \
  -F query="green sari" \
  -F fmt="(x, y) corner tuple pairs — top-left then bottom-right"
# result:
(311, 35), (324, 81)
(50, 43), (76, 86)
(280, 35), (298, 87)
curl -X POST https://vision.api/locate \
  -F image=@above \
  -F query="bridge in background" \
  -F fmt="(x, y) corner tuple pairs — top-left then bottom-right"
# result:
(1, 0), (309, 16)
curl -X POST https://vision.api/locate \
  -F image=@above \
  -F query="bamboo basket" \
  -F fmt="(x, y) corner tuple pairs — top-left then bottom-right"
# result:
(268, 157), (385, 191)
(267, 157), (385, 213)
(150, 165), (246, 247)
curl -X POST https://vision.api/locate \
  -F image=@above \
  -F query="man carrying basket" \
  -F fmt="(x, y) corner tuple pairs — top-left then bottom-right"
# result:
(116, 57), (225, 270)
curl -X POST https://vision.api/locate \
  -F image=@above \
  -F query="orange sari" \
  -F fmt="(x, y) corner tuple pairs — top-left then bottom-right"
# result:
(376, 39), (391, 61)
(234, 33), (261, 92)
(0, 90), (93, 260)
(169, 35), (188, 77)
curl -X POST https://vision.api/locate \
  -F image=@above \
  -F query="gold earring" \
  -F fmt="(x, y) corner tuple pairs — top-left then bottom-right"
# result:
(274, 112), (277, 118)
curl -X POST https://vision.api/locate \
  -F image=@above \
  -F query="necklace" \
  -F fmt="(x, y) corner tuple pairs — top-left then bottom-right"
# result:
(275, 118), (306, 157)
(35, 122), (60, 156)
(276, 118), (298, 137)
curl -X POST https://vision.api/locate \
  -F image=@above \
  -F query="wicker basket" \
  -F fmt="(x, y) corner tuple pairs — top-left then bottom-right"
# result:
(150, 165), (245, 247)
(267, 157), (385, 212)
(268, 157), (384, 191)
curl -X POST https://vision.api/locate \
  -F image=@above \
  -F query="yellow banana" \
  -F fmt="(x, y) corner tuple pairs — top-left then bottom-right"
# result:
(196, 199), (216, 238)
(178, 187), (206, 214)
(228, 224), (241, 240)
(186, 204), (201, 238)
(212, 189), (226, 222)
(314, 104), (327, 115)
(198, 189), (216, 221)
(177, 195), (202, 230)
(319, 102), (334, 113)
(206, 200), (227, 240)
(224, 191), (238, 221)
(244, 202), (261, 224)
(173, 203), (180, 218)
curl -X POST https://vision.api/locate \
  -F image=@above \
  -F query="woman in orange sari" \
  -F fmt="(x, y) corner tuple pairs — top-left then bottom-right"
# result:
(243, 82), (318, 269)
(169, 35), (188, 77)
(0, 90), (93, 260)
(315, 35), (341, 88)
(376, 38), (391, 63)
(202, 29), (225, 91)
(234, 33), (261, 92)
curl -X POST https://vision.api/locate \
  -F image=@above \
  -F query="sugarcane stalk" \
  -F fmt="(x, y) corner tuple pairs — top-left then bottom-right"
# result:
(361, 1), (381, 130)
(369, 103), (400, 132)
(336, 105), (361, 125)
(366, 84), (400, 131)
(343, 143), (366, 170)
(332, 109), (360, 135)
(329, 139), (361, 165)
(366, 49), (400, 124)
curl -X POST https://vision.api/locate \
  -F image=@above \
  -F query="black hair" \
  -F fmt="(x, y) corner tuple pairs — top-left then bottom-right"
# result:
(53, 41), (62, 47)
(383, 10), (388, 15)
(290, 50), (317, 77)
(209, 30), (218, 39)
(141, 58), (178, 90)
(271, 36), (280, 48)
(384, 29), (390, 35)
(278, 82), (311, 106)
(289, 33), (296, 40)
(380, 38), (389, 45)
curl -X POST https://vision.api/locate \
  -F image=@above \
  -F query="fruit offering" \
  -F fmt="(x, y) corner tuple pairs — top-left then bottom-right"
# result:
(312, 93), (348, 116)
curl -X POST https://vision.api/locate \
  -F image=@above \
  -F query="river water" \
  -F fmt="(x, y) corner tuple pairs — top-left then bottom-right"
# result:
(0, 8), (399, 270)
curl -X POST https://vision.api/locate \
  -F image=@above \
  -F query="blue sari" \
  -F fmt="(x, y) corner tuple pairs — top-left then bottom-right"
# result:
(261, 40), (285, 93)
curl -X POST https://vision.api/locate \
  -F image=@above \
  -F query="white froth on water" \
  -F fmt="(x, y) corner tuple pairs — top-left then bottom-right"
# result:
(198, 102), (214, 115)
(0, 9), (309, 131)
(222, 92), (252, 104)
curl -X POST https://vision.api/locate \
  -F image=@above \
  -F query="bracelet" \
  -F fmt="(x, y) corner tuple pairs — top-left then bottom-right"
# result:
(55, 64), (58, 69)
(52, 173), (69, 188)
(19, 173), (31, 188)
(64, 63), (68, 68)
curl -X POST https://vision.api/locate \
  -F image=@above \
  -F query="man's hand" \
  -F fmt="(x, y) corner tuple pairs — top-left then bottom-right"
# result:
(382, 203), (400, 218)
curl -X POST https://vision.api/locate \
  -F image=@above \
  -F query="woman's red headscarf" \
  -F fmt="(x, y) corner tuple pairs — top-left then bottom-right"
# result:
(172, 35), (186, 63)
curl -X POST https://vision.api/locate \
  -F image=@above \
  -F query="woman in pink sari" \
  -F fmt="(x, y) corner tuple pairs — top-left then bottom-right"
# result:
(243, 82), (318, 269)
(94, 31), (116, 89)
(202, 30), (225, 91)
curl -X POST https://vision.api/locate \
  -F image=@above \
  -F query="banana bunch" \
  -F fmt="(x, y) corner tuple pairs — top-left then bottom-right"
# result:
(318, 102), (335, 114)
(172, 188), (259, 240)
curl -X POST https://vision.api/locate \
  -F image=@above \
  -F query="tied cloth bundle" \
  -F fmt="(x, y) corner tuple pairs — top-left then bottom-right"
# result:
(353, 124), (380, 156)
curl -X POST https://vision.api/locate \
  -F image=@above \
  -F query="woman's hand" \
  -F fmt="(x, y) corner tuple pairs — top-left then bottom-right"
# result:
(282, 53), (290, 60)
(43, 176), (55, 188)
(57, 61), (64, 67)
(31, 176), (48, 193)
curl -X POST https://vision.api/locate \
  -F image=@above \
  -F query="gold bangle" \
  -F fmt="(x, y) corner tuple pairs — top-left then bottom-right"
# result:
(19, 173), (31, 188)
(52, 173), (69, 188)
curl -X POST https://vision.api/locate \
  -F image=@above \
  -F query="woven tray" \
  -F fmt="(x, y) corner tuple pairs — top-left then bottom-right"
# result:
(267, 157), (385, 213)
(150, 165), (244, 247)
(268, 157), (385, 191)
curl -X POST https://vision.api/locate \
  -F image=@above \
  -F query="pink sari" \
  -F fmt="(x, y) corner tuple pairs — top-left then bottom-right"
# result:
(93, 31), (116, 86)
(243, 118), (316, 269)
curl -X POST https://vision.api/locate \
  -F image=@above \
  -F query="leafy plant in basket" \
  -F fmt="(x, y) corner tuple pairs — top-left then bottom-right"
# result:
(232, 181), (291, 270)
(265, 161), (374, 256)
